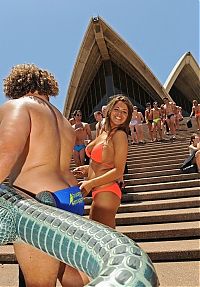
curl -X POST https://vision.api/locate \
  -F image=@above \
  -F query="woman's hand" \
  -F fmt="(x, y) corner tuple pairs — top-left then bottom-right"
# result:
(72, 165), (89, 178)
(78, 180), (94, 197)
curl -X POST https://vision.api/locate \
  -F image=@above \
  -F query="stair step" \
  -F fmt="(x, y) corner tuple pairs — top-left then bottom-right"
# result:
(128, 163), (181, 173)
(84, 187), (200, 205)
(126, 168), (181, 178)
(154, 261), (200, 287)
(125, 173), (200, 185)
(124, 179), (200, 192)
(114, 207), (200, 225)
(117, 221), (200, 240)
(0, 264), (62, 286)
(127, 154), (187, 164)
(1, 239), (199, 264)
(84, 196), (200, 215)
(127, 149), (189, 160)
(127, 158), (184, 168)
(128, 141), (188, 152)
(139, 239), (200, 261)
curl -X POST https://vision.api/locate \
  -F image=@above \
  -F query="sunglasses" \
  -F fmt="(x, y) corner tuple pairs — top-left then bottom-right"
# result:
(76, 114), (82, 117)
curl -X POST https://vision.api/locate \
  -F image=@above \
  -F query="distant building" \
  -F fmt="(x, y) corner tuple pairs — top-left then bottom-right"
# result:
(164, 52), (200, 115)
(63, 17), (199, 121)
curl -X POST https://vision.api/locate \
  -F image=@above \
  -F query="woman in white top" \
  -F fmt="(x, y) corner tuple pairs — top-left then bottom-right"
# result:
(189, 134), (200, 172)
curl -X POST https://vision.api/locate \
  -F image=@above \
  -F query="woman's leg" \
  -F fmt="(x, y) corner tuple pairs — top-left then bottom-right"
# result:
(195, 150), (200, 172)
(89, 192), (120, 229)
(196, 116), (200, 130)
(14, 242), (59, 287)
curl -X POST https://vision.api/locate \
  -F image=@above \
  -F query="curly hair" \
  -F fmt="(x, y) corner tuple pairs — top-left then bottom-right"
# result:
(3, 64), (59, 99)
(104, 94), (133, 138)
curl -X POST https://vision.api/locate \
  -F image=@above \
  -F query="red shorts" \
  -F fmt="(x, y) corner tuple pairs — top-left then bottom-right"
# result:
(92, 183), (122, 199)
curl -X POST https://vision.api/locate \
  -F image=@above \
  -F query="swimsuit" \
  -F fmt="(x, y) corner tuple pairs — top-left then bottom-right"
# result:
(13, 185), (84, 216)
(167, 113), (174, 119)
(130, 119), (138, 126)
(85, 144), (121, 199)
(195, 112), (200, 118)
(52, 186), (84, 215)
(85, 143), (113, 168)
(153, 118), (161, 124)
(74, 144), (85, 152)
(92, 183), (122, 199)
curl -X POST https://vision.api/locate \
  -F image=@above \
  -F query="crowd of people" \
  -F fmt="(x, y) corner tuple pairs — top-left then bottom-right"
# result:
(0, 62), (199, 287)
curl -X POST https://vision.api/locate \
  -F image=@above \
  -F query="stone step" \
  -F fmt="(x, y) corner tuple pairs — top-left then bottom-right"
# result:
(124, 173), (199, 185)
(117, 221), (200, 240)
(1, 258), (199, 287)
(154, 261), (200, 287)
(84, 196), (200, 215)
(114, 207), (200, 225)
(84, 187), (200, 205)
(1, 238), (199, 266)
(139, 239), (200, 261)
(124, 179), (200, 193)
(126, 168), (181, 178)
(128, 140), (188, 152)
(127, 158), (184, 168)
(0, 264), (62, 286)
(127, 154), (187, 166)
(128, 144), (189, 156)
(127, 163), (181, 173)
(127, 149), (189, 161)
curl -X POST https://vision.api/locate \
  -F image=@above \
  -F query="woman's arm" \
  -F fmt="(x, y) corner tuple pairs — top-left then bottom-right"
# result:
(189, 106), (194, 118)
(79, 131), (128, 196)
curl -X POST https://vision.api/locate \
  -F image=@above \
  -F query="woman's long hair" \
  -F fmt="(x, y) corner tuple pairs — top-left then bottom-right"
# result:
(190, 133), (198, 145)
(104, 94), (133, 139)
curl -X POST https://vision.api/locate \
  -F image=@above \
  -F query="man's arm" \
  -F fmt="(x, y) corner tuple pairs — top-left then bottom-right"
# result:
(0, 102), (31, 183)
(86, 123), (92, 140)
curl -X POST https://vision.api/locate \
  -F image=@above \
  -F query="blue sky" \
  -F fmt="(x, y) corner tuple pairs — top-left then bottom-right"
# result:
(0, 0), (199, 112)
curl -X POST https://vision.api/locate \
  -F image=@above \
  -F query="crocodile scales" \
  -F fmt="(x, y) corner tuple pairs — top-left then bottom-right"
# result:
(0, 184), (159, 287)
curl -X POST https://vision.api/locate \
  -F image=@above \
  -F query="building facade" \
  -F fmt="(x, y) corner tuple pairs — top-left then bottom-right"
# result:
(63, 17), (199, 121)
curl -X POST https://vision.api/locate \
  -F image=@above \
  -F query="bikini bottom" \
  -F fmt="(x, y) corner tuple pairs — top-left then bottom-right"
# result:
(92, 182), (122, 200)
(74, 144), (85, 152)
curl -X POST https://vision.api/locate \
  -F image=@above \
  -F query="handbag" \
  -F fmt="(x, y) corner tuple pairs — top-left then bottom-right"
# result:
(187, 119), (192, 128)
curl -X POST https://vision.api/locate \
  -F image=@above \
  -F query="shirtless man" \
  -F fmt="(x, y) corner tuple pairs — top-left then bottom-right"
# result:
(152, 102), (163, 141)
(72, 110), (92, 166)
(163, 97), (176, 139)
(68, 111), (76, 125)
(94, 110), (103, 138)
(0, 64), (87, 287)
(145, 102), (153, 142)
(190, 100), (200, 131)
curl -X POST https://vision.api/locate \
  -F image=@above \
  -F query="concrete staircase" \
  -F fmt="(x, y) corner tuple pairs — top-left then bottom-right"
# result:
(0, 119), (200, 286)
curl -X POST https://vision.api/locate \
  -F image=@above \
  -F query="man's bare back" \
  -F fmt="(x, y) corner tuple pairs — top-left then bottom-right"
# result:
(0, 95), (77, 194)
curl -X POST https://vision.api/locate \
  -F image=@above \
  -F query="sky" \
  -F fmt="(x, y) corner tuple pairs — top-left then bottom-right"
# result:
(0, 0), (199, 112)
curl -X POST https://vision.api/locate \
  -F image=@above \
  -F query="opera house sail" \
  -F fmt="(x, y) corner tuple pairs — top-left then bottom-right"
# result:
(63, 17), (199, 122)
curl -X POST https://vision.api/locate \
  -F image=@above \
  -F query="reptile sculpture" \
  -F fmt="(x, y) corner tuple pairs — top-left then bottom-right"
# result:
(0, 184), (159, 287)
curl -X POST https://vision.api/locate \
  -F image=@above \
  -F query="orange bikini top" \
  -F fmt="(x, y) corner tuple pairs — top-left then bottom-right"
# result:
(85, 143), (113, 168)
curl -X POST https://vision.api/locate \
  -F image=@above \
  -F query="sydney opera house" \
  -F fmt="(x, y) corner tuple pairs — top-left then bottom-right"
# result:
(63, 17), (200, 122)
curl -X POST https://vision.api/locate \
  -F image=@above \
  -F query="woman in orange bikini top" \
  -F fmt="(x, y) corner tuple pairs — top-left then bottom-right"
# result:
(73, 95), (133, 229)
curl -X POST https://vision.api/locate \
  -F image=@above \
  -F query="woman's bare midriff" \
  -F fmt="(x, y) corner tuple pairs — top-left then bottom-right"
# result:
(88, 160), (115, 190)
